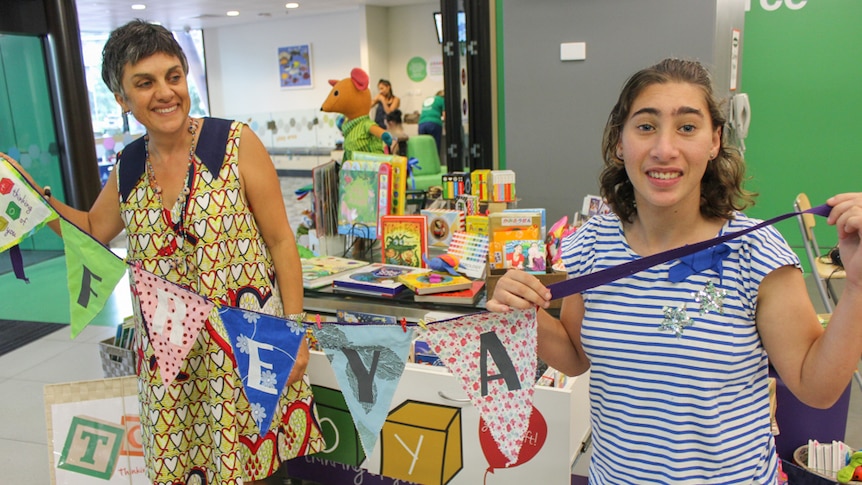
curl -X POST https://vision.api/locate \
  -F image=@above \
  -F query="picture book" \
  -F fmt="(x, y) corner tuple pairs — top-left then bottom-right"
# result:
(421, 208), (465, 248)
(446, 231), (489, 279)
(488, 212), (542, 269)
(397, 271), (473, 295)
(338, 160), (382, 239)
(504, 239), (547, 274)
(332, 263), (429, 297)
(380, 215), (428, 268)
(351, 151), (408, 216)
(301, 256), (370, 289)
(414, 280), (485, 305)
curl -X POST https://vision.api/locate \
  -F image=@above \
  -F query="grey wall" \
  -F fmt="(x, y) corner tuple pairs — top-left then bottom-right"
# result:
(501, 0), (743, 225)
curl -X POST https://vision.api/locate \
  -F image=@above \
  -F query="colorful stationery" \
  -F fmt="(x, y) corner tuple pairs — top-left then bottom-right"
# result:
(446, 231), (489, 279)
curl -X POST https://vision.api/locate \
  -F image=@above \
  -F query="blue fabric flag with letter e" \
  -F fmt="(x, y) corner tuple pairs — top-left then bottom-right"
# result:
(61, 219), (127, 338)
(219, 306), (306, 435)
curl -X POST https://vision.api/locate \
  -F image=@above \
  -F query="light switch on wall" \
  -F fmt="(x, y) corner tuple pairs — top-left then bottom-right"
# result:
(560, 42), (586, 61)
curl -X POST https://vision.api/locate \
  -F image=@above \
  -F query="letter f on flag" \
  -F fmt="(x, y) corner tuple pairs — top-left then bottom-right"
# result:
(60, 219), (127, 338)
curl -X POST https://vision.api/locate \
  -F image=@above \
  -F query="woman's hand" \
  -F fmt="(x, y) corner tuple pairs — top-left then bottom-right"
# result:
(286, 339), (309, 387)
(486, 269), (552, 312)
(827, 192), (862, 286)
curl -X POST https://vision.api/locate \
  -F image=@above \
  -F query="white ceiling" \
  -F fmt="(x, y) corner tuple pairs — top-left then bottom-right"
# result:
(74, 0), (431, 34)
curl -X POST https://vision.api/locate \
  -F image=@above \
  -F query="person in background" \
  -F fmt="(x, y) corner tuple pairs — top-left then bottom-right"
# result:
(418, 90), (445, 153)
(487, 58), (862, 484)
(373, 78), (400, 129)
(3, 19), (323, 484)
(384, 108), (409, 156)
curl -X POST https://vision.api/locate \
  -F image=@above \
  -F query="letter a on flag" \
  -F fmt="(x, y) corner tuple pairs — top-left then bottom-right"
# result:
(60, 219), (128, 338)
(131, 264), (212, 386)
(418, 308), (538, 465)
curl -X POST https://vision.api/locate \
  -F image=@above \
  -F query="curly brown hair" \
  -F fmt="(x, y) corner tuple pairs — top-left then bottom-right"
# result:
(599, 58), (755, 223)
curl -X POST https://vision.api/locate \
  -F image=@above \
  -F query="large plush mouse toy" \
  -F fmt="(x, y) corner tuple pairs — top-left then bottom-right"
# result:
(321, 67), (393, 162)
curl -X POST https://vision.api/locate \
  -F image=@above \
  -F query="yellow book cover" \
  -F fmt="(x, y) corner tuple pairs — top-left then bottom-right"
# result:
(397, 271), (473, 295)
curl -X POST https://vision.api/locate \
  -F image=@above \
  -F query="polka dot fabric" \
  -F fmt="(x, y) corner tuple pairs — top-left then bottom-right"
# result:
(131, 264), (213, 386)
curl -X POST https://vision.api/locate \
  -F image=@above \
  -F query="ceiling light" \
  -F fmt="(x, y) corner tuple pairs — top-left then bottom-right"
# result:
(131, 4), (146, 10)
(285, 3), (300, 8)
(226, 10), (240, 17)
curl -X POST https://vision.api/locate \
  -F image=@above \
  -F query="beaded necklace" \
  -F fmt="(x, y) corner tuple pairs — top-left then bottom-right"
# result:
(144, 117), (199, 264)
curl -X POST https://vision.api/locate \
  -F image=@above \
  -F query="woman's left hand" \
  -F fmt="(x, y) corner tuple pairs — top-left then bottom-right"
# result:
(827, 193), (862, 284)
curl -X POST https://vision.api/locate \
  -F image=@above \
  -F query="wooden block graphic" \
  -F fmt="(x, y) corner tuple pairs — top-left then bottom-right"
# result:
(381, 400), (462, 485)
(312, 385), (366, 466)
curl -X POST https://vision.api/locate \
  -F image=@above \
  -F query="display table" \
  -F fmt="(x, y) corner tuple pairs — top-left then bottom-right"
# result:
(290, 288), (591, 484)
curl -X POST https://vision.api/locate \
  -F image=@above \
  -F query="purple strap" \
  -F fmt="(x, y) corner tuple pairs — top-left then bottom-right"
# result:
(548, 204), (832, 300)
(8, 244), (29, 283)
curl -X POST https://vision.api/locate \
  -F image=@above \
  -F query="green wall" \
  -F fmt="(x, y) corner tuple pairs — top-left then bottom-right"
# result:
(742, 0), (862, 269)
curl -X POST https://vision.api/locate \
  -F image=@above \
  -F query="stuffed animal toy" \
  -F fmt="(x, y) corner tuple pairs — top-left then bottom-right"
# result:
(321, 67), (393, 162)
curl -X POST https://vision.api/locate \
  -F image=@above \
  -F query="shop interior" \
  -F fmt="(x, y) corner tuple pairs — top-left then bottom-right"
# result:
(0, 0), (860, 484)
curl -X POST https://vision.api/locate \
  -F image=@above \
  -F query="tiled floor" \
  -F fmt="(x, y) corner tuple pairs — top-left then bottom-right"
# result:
(1, 173), (860, 484)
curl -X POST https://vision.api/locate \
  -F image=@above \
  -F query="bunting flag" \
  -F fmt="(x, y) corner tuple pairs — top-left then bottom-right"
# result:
(218, 306), (306, 435)
(0, 157), (57, 281)
(130, 264), (212, 386)
(314, 323), (415, 458)
(418, 308), (538, 466)
(60, 219), (128, 338)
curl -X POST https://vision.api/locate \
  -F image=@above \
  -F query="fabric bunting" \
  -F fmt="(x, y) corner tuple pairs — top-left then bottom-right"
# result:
(218, 305), (307, 435)
(418, 308), (538, 466)
(60, 219), (128, 338)
(131, 264), (213, 386)
(0, 157), (57, 281)
(313, 323), (416, 458)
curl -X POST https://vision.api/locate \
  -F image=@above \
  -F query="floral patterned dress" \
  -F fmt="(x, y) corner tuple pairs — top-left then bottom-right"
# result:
(117, 117), (323, 484)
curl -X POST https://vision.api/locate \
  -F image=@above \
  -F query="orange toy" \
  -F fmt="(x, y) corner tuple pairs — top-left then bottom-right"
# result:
(321, 67), (393, 162)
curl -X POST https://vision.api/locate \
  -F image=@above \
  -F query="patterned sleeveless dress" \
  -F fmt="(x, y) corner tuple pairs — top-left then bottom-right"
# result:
(117, 118), (324, 484)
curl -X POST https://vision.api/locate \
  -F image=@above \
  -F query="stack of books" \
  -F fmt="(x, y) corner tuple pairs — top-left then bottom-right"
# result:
(301, 256), (370, 289)
(332, 263), (429, 298)
(398, 271), (474, 297)
(413, 280), (485, 305)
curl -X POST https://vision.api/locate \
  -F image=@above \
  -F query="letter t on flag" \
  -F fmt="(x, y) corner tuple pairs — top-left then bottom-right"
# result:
(60, 219), (127, 338)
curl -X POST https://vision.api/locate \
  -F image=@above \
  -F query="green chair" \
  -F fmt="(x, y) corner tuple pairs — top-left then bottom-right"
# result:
(405, 135), (445, 192)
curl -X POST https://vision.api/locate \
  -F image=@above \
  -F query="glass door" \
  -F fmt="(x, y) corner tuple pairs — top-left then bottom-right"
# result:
(0, 34), (64, 250)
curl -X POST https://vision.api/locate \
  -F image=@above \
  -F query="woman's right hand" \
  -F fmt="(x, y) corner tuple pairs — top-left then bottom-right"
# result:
(486, 269), (552, 312)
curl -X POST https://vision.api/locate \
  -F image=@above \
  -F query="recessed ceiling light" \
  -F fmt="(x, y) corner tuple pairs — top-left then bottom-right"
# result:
(226, 10), (240, 17)
(285, 2), (300, 9)
(131, 4), (146, 10)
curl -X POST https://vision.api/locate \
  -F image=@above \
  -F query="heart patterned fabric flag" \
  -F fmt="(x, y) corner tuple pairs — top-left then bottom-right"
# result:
(218, 305), (306, 435)
(131, 264), (213, 386)
(418, 308), (538, 466)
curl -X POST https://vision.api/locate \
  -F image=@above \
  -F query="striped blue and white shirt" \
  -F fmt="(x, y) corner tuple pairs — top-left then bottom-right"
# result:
(561, 212), (799, 485)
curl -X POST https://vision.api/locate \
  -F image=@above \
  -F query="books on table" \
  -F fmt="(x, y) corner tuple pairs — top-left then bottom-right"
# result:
(413, 280), (485, 305)
(332, 263), (429, 297)
(397, 271), (473, 295)
(301, 256), (370, 289)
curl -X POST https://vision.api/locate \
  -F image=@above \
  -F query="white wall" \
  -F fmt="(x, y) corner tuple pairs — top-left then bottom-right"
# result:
(203, 3), (442, 122)
(204, 1), (443, 121)
(387, 3), (445, 116)
(204, 9), (364, 117)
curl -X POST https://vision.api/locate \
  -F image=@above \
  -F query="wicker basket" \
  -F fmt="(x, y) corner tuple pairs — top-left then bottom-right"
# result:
(98, 337), (136, 378)
(794, 445), (862, 484)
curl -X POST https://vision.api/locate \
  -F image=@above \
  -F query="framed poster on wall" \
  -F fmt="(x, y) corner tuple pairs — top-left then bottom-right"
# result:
(278, 44), (313, 89)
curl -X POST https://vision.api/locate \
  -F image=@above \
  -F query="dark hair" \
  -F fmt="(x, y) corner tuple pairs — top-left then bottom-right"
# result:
(101, 19), (189, 96)
(378, 79), (394, 97)
(599, 58), (755, 223)
(385, 109), (403, 124)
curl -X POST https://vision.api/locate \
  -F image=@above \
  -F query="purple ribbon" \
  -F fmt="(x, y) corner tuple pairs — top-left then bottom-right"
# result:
(8, 245), (29, 283)
(548, 204), (832, 301)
